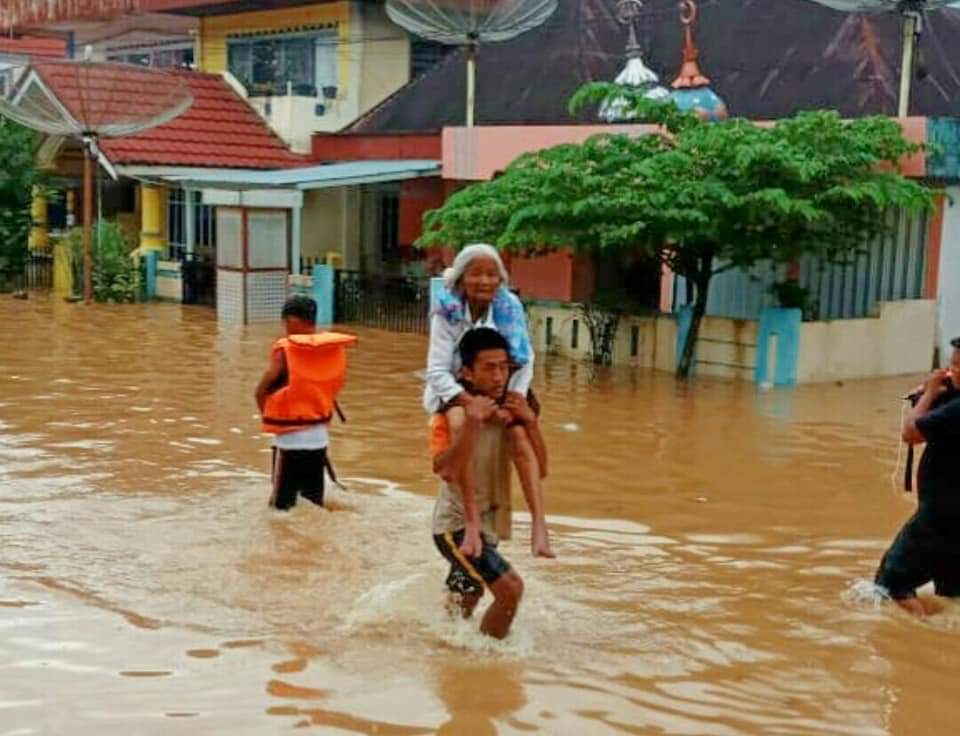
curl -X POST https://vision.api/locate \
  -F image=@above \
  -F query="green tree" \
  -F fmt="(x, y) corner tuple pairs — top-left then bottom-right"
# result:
(419, 86), (936, 377)
(0, 118), (41, 288)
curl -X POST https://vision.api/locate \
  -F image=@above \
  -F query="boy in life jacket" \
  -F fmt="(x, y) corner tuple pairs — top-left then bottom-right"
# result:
(254, 296), (356, 511)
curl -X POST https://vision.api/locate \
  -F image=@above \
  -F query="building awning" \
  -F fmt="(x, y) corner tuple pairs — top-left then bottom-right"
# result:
(126, 159), (442, 191)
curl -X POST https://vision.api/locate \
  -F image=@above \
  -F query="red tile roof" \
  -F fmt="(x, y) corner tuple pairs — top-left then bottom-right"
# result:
(0, 35), (66, 58)
(32, 63), (304, 170)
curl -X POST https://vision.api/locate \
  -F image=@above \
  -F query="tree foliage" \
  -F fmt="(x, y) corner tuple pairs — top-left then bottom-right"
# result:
(419, 84), (937, 376)
(0, 118), (41, 286)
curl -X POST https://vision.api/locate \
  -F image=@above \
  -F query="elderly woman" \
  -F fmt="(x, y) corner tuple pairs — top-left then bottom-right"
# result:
(424, 244), (554, 560)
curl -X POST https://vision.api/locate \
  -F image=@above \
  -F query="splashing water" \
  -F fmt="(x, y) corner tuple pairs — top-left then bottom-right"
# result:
(842, 579), (891, 609)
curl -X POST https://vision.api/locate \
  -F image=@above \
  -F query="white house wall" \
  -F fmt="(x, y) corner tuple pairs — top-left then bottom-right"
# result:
(937, 186), (960, 363)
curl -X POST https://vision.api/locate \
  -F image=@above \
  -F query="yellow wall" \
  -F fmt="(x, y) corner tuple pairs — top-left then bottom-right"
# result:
(301, 188), (345, 262)
(199, 2), (351, 93)
(357, 3), (410, 116)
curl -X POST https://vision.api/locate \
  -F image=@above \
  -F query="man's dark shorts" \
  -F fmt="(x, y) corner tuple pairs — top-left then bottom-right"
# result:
(434, 529), (511, 598)
(271, 448), (326, 510)
(875, 511), (960, 599)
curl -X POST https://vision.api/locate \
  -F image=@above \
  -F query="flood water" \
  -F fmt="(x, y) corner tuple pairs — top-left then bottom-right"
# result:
(0, 296), (956, 735)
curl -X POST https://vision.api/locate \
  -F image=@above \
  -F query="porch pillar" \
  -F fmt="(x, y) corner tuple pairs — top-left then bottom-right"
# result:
(29, 187), (49, 250)
(311, 264), (334, 326)
(291, 204), (303, 275)
(140, 184), (165, 252)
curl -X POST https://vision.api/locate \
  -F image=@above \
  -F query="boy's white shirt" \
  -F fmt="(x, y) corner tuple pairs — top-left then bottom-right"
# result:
(273, 425), (329, 450)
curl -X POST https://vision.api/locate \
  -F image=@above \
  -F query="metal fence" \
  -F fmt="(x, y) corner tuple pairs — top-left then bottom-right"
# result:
(334, 269), (430, 334)
(674, 208), (930, 321)
(0, 252), (53, 293)
(180, 253), (216, 306)
(799, 209), (929, 321)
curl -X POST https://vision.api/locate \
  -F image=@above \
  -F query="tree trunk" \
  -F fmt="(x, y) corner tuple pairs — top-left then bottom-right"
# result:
(676, 272), (711, 378)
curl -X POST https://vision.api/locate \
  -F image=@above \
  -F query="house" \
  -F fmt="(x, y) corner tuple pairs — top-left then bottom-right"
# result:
(8, 0), (448, 153)
(18, 62), (302, 310)
(9, 0), (449, 322)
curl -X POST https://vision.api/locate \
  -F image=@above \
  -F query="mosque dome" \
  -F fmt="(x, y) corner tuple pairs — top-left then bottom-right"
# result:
(599, 0), (670, 122)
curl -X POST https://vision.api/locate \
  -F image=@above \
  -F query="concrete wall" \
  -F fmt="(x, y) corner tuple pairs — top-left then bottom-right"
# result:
(509, 251), (596, 304)
(526, 303), (677, 373)
(528, 298), (935, 384)
(797, 299), (937, 383)
(301, 188), (346, 263)
(356, 1), (410, 118)
(297, 186), (367, 270)
(527, 303), (754, 379)
(399, 177), (444, 248)
(156, 259), (182, 302)
(692, 316), (759, 382)
(937, 185), (960, 363)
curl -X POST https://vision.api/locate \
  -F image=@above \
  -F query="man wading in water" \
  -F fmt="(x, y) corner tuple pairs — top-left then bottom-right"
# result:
(430, 328), (550, 639)
(875, 336), (960, 616)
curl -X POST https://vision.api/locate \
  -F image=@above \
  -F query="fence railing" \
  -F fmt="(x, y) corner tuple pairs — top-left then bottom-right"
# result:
(0, 252), (53, 293)
(334, 269), (430, 334)
(673, 208), (930, 321)
(180, 252), (216, 306)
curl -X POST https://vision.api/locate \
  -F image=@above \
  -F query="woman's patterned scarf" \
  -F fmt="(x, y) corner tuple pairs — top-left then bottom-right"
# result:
(434, 285), (532, 367)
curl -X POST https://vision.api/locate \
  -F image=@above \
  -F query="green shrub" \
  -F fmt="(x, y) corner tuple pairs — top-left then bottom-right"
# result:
(63, 221), (141, 303)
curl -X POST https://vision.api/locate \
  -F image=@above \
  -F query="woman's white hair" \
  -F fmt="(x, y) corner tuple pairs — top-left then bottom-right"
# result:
(442, 243), (509, 292)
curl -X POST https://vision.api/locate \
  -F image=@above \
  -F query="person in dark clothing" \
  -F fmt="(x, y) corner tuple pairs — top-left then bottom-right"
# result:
(875, 337), (960, 616)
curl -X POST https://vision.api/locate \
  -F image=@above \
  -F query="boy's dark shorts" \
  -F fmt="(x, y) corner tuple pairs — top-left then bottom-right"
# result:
(875, 511), (960, 599)
(434, 529), (511, 598)
(271, 448), (326, 511)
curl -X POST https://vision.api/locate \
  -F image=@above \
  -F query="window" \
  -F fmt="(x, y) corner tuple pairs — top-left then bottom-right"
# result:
(410, 36), (453, 78)
(107, 43), (194, 69)
(377, 186), (400, 263)
(228, 29), (338, 97)
(248, 211), (288, 270)
(168, 188), (187, 259)
(194, 192), (216, 251)
(0, 69), (10, 97)
(167, 189), (217, 261)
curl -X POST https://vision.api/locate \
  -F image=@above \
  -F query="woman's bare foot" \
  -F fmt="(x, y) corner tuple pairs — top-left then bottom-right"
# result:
(532, 522), (556, 559)
(896, 596), (944, 617)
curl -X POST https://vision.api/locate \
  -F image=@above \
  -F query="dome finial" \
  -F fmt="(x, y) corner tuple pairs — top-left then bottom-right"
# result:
(599, 0), (670, 121)
(672, 0), (710, 89)
(669, 0), (729, 121)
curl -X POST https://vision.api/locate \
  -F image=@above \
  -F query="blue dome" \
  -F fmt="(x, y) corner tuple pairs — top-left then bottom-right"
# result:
(670, 87), (729, 122)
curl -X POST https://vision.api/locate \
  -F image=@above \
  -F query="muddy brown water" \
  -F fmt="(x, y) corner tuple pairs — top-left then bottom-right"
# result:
(0, 297), (955, 735)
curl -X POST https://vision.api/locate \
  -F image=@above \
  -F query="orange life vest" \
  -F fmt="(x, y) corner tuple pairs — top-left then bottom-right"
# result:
(262, 331), (357, 435)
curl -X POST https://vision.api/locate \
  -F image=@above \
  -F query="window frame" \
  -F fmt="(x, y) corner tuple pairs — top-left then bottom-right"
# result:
(227, 28), (338, 98)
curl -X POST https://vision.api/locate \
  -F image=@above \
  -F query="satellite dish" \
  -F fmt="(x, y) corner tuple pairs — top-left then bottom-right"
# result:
(0, 58), (193, 303)
(805, 0), (960, 116)
(386, 0), (558, 126)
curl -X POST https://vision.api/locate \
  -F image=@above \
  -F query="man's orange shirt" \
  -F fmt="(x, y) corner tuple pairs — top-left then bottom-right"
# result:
(430, 414), (451, 459)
